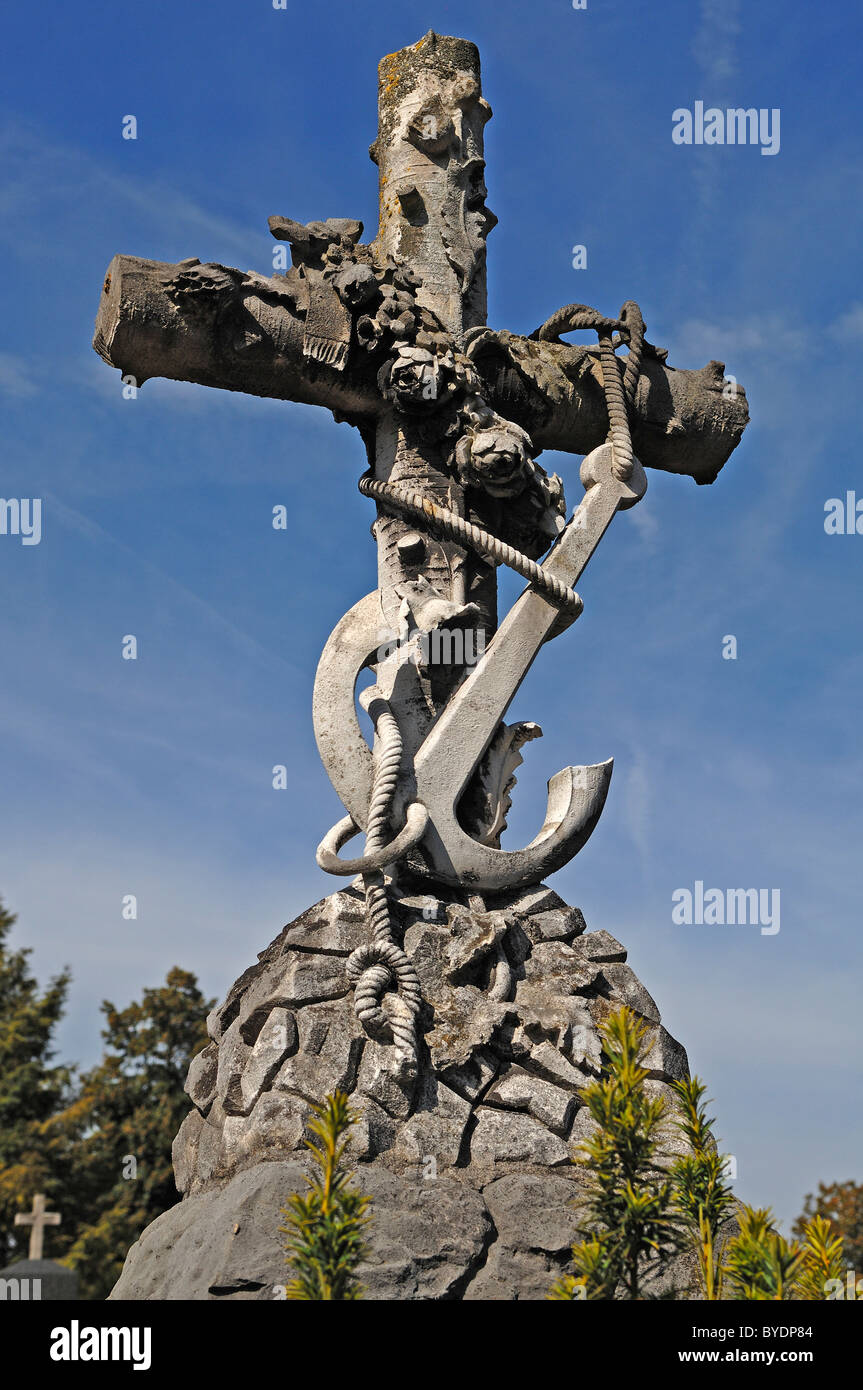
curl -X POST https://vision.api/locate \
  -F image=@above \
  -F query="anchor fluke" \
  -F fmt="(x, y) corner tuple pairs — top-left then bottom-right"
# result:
(414, 757), (613, 891)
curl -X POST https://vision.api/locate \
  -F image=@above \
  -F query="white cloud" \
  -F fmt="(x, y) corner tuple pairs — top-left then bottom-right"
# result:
(674, 312), (808, 367)
(834, 303), (863, 341)
(0, 351), (39, 397)
(629, 501), (660, 550)
(0, 121), (260, 263)
(1, 834), (329, 1070)
(692, 0), (741, 88)
(44, 493), (300, 677)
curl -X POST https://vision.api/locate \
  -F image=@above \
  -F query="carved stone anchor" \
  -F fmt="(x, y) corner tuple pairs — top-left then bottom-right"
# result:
(314, 441), (646, 890)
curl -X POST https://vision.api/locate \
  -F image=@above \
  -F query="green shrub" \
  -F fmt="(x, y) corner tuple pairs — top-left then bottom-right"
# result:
(669, 1077), (736, 1300)
(280, 1091), (371, 1301)
(549, 1006), (678, 1300)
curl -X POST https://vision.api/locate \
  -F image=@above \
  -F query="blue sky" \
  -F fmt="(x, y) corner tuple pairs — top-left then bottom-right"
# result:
(1, 0), (860, 1231)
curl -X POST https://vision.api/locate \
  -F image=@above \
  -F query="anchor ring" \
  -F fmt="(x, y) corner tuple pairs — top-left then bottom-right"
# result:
(315, 801), (429, 875)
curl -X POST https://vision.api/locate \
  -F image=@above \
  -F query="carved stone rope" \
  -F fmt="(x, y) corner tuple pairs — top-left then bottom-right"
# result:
(345, 698), (422, 1077)
(358, 474), (584, 615)
(535, 299), (646, 482)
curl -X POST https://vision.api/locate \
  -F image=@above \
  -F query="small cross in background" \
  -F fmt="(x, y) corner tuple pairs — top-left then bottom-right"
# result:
(14, 1193), (61, 1261)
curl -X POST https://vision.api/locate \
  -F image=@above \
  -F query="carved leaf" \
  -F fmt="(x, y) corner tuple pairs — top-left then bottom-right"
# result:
(461, 720), (542, 846)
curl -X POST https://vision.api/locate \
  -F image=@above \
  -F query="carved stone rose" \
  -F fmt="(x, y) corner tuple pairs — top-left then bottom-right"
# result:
(331, 262), (378, 309)
(455, 413), (535, 498)
(378, 344), (447, 412)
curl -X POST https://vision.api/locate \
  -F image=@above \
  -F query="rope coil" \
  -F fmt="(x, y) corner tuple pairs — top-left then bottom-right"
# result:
(344, 699), (422, 1076)
(535, 299), (645, 482)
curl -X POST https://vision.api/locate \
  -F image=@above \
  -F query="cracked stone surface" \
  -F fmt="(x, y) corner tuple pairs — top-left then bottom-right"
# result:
(110, 885), (694, 1301)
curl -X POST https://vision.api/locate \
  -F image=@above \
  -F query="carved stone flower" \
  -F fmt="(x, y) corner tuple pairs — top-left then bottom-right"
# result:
(378, 344), (446, 412)
(376, 285), (418, 340)
(455, 414), (535, 498)
(331, 262), (377, 309)
(356, 314), (385, 351)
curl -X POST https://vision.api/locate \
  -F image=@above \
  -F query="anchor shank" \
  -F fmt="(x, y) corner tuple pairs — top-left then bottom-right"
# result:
(413, 456), (636, 803)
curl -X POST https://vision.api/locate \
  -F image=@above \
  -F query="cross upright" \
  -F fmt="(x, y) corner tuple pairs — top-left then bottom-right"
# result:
(15, 1193), (61, 1261)
(93, 31), (747, 896)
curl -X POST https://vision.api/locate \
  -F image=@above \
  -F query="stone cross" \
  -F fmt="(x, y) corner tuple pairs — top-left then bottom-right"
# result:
(14, 1193), (61, 1261)
(93, 32), (747, 1067)
(93, 31), (746, 876)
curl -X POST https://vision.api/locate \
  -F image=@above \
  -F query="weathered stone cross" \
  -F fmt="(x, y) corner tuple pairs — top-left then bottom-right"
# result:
(93, 32), (747, 899)
(14, 1193), (61, 1261)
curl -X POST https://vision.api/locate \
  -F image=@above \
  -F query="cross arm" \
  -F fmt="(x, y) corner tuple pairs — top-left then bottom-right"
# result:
(468, 330), (748, 485)
(93, 253), (382, 419)
(93, 254), (748, 485)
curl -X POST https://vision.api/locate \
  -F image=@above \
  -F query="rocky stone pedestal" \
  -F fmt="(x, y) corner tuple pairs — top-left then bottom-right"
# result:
(110, 883), (692, 1300)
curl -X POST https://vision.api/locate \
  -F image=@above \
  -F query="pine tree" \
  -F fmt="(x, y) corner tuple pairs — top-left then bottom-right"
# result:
(549, 1006), (679, 1300)
(793, 1181), (863, 1269)
(0, 897), (72, 1267)
(280, 1091), (371, 1300)
(49, 966), (213, 1298)
(722, 1206), (802, 1300)
(669, 1077), (736, 1299)
(793, 1214), (846, 1300)
(544, 1000), (854, 1303)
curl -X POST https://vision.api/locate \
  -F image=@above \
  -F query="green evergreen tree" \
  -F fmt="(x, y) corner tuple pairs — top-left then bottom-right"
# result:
(722, 1206), (802, 1300)
(0, 897), (72, 1267)
(793, 1181), (863, 1269)
(49, 966), (213, 1298)
(549, 1007), (679, 1300)
(545, 1003), (853, 1303)
(669, 1077), (736, 1300)
(793, 1214), (846, 1300)
(280, 1091), (371, 1300)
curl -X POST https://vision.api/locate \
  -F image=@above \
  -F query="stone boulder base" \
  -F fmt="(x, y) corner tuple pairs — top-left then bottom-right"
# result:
(110, 884), (692, 1301)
